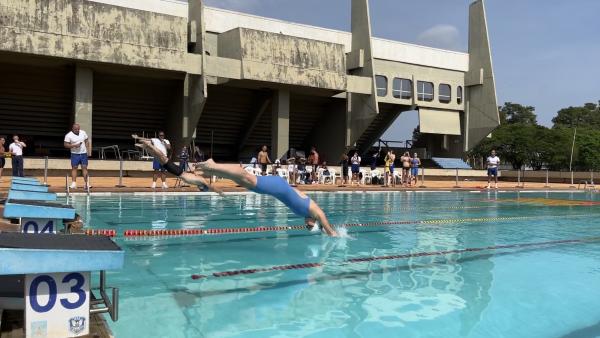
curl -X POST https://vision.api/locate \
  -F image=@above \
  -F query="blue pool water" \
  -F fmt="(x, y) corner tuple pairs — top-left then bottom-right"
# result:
(64, 191), (600, 338)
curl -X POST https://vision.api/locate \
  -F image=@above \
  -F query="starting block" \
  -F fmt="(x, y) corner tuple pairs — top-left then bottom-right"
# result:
(0, 233), (124, 337)
(7, 189), (57, 202)
(10, 183), (49, 193)
(3, 200), (75, 234)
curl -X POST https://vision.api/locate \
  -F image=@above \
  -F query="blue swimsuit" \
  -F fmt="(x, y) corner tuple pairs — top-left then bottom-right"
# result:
(252, 176), (311, 218)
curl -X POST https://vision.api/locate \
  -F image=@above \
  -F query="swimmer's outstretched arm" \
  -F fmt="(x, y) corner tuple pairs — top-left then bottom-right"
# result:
(308, 202), (338, 237)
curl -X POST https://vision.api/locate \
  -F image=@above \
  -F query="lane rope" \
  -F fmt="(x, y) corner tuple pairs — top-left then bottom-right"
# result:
(120, 214), (587, 238)
(190, 236), (600, 280)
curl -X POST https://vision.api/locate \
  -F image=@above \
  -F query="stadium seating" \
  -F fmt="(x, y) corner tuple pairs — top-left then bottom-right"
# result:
(431, 157), (472, 169)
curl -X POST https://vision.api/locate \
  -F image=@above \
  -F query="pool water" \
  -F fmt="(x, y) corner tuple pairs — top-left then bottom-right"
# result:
(64, 191), (600, 338)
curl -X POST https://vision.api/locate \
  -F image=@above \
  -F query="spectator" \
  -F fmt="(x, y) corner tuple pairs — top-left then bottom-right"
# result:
(340, 151), (349, 186)
(287, 158), (297, 185)
(486, 149), (500, 189)
(151, 131), (171, 189)
(179, 146), (190, 172)
(257, 145), (271, 175)
(64, 123), (91, 189)
(371, 147), (381, 170)
(308, 146), (319, 182)
(384, 150), (396, 187)
(0, 137), (5, 182)
(272, 159), (281, 176)
(9, 135), (26, 177)
(401, 152), (411, 187)
(411, 153), (421, 186)
(297, 157), (307, 184)
(193, 146), (204, 163)
(350, 151), (361, 185)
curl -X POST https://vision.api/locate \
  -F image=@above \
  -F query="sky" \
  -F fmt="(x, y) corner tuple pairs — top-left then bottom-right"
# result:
(203, 0), (600, 140)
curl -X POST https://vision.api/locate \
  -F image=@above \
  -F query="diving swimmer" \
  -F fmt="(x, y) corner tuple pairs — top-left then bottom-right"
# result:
(133, 135), (338, 237)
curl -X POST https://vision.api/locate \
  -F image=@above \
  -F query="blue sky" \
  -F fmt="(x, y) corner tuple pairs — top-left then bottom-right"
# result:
(204, 0), (600, 140)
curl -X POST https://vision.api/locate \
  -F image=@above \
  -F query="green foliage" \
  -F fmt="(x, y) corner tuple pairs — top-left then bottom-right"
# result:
(552, 101), (600, 128)
(500, 102), (537, 125)
(470, 101), (599, 170)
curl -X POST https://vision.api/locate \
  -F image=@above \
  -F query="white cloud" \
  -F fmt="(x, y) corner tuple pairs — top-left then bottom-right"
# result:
(416, 24), (462, 51)
(204, 0), (262, 12)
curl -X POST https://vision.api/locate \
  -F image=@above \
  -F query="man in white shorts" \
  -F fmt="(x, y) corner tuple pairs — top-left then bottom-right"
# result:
(64, 123), (90, 189)
(486, 149), (500, 189)
(151, 131), (171, 189)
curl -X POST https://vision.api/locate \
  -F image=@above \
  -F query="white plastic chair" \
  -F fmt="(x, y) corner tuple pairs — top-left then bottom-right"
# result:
(276, 168), (289, 179)
(322, 168), (336, 185)
(359, 168), (368, 185)
(370, 169), (382, 185)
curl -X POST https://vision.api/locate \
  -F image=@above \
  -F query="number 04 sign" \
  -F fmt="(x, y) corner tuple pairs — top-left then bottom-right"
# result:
(25, 272), (90, 338)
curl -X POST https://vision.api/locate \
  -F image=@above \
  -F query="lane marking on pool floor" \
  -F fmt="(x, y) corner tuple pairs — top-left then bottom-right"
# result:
(118, 214), (590, 238)
(190, 236), (600, 280)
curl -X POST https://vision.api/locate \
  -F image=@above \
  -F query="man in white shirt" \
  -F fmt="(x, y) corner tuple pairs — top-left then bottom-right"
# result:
(8, 135), (26, 177)
(64, 124), (91, 189)
(486, 149), (500, 189)
(151, 131), (171, 189)
(350, 152), (361, 185)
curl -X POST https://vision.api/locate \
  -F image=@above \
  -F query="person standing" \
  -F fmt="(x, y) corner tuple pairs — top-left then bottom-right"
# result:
(411, 152), (421, 186)
(0, 137), (5, 182)
(308, 146), (319, 182)
(486, 149), (500, 189)
(64, 123), (91, 189)
(401, 152), (411, 187)
(350, 151), (361, 185)
(340, 151), (349, 186)
(151, 131), (171, 189)
(257, 145), (271, 176)
(9, 135), (26, 177)
(179, 146), (190, 172)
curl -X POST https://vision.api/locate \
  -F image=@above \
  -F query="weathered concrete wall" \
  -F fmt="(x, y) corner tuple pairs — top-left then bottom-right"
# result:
(465, 0), (499, 150)
(0, 0), (188, 71)
(218, 28), (346, 90)
(347, 0), (378, 148)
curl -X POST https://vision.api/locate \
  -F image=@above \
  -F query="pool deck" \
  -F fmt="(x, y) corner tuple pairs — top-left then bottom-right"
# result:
(0, 176), (588, 194)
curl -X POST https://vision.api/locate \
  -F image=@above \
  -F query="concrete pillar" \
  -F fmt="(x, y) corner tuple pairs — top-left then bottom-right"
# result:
(271, 89), (290, 160)
(73, 66), (93, 145)
(168, 74), (206, 153)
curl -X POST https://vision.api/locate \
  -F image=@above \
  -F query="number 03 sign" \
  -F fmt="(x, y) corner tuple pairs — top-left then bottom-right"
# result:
(25, 272), (90, 338)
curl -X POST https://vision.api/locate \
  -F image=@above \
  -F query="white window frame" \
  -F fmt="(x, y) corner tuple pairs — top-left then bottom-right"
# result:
(375, 75), (388, 97)
(392, 78), (412, 100)
(417, 81), (434, 102)
(439, 84), (451, 104)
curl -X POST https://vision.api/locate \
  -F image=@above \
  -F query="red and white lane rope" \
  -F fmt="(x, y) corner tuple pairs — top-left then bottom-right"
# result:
(191, 236), (600, 280)
(121, 214), (582, 238)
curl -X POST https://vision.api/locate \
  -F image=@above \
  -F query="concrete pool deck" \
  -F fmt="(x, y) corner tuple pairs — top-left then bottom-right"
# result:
(0, 176), (590, 194)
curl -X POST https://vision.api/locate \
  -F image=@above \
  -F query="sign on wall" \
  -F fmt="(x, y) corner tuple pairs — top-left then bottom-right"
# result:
(25, 272), (90, 338)
(21, 218), (60, 234)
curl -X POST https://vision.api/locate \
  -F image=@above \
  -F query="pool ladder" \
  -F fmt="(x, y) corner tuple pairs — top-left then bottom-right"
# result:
(90, 270), (119, 321)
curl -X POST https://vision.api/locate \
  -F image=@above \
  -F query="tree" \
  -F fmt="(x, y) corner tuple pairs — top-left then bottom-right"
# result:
(500, 102), (537, 125)
(552, 102), (600, 128)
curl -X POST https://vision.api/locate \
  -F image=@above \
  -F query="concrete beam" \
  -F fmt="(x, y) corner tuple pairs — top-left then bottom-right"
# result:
(271, 89), (290, 160)
(73, 66), (93, 146)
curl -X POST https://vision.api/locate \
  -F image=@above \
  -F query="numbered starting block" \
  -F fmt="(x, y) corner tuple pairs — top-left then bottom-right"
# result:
(7, 189), (57, 202)
(3, 200), (75, 234)
(0, 233), (124, 337)
(10, 183), (49, 193)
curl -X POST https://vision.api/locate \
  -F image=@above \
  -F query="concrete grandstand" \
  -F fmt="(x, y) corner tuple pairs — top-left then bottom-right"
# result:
(0, 0), (499, 165)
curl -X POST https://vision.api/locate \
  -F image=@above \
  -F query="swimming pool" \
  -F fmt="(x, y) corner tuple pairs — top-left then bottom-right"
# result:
(64, 191), (600, 338)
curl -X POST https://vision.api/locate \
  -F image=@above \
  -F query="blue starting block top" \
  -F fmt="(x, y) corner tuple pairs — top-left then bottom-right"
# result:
(3, 200), (75, 220)
(11, 177), (40, 183)
(7, 189), (57, 201)
(11, 183), (48, 192)
(0, 233), (124, 274)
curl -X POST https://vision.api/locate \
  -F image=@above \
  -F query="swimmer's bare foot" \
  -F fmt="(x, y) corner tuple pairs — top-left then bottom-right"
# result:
(194, 159), (217, 173)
